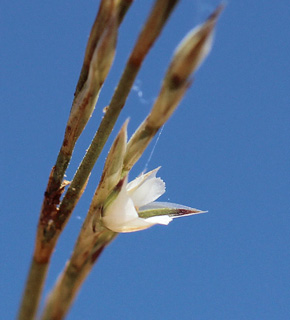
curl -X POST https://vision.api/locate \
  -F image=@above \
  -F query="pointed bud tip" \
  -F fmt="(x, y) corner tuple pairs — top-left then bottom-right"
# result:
(173, 208), (207, 218)
(194, 3), (224, 44)
(198, 3), (224, 39)
(208, 3), (225, 22)
(119, 118), (129, 137)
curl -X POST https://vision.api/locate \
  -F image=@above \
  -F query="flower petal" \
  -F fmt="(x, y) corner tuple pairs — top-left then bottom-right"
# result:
(144, 215), (173, 225)
(106, 215), (173, 233)
(102, 177), (140, 232)
(126, 168), (159, 191)
(127, 168), (165, 207)
(109, 217), (156, 233)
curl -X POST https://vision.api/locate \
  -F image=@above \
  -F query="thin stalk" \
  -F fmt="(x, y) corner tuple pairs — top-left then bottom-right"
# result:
(17, 258), (49, 320)
(17, 175), (69, 320)
(40, 0), (118, 223)
(17, 2), (125, 319)
(40, 4), (223, 320)
(55, 0), (179, 235)
(123, 5), (223, 173)
(40, 121), (126, 319)
(19, 0), (209, 318)
(118, 0), (134, 24)
(75, 0), (133, 97)
(40, 226), (116, 320)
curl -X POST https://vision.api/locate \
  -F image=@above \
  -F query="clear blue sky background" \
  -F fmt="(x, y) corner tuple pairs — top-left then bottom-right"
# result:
(1, 1), (289, 319)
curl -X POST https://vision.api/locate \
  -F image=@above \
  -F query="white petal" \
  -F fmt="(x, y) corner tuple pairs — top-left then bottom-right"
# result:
(127, 168), (160, 191)
(109, 217), (155, 233)
(145, 215), (173, 225)
(102, 177), (140, 232)
(108, 215), (173, 233)
(127, 168), (165, 207)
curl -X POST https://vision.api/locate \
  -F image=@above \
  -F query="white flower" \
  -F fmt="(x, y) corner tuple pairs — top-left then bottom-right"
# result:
(102, 168), (204, 233)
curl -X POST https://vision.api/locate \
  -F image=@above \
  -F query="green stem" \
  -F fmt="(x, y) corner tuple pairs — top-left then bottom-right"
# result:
(17, 257), (49, 320)
(56, 62), (137, 225)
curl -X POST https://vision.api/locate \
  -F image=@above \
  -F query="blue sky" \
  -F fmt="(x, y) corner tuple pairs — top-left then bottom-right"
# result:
(1, 1), (290, 319)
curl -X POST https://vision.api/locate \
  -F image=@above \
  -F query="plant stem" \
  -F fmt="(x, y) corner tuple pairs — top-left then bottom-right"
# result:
(17, 3), (130, 318)
(56, 0), (180, 233)
(40, 228), (116, 320)
(18, 1), (181, 318)
(17, 257), (49, 320)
